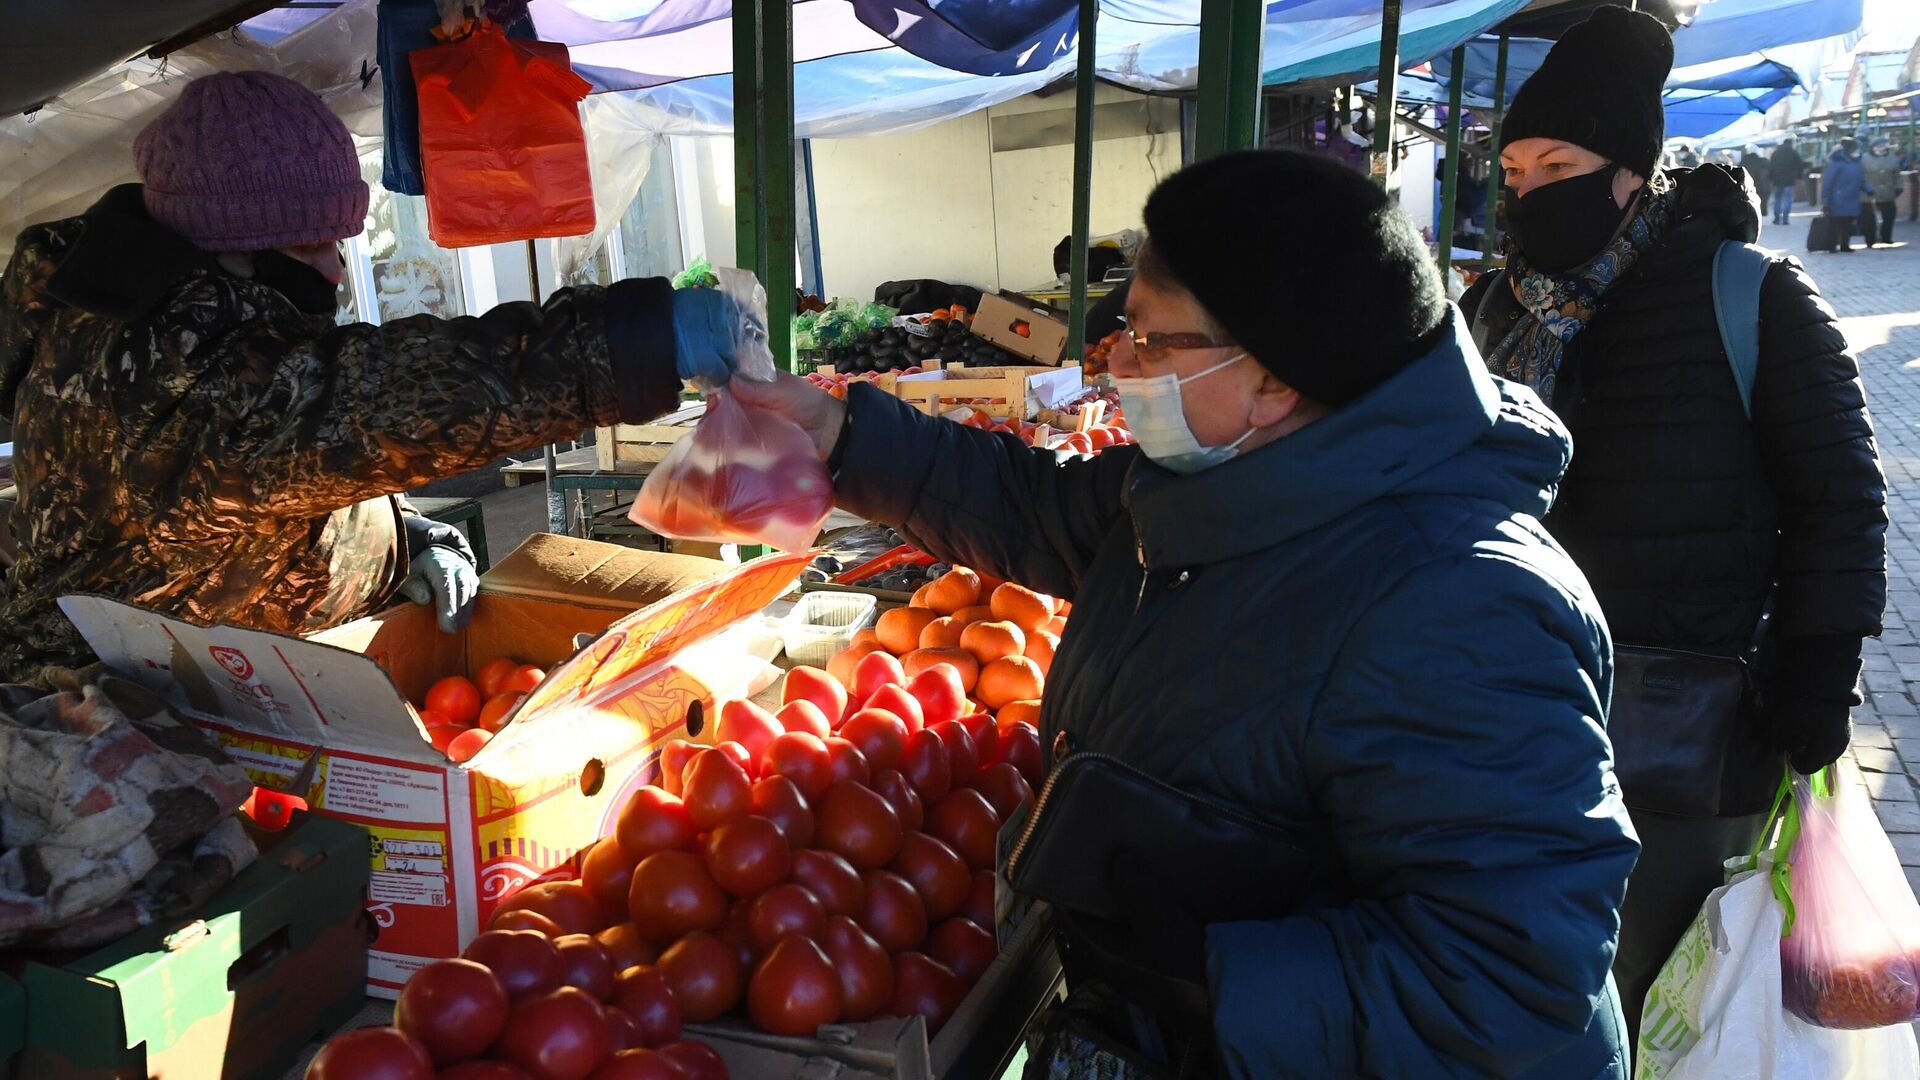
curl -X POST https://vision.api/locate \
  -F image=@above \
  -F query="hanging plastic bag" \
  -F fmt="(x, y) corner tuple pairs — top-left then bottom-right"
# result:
(1781, 768), (1920, 1029)
(411, 20), (595, 247)
(631, 272), (833, 553)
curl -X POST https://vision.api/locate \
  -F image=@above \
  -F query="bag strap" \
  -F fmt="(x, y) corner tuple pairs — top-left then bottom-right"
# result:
(1711, 240), (1771, 419)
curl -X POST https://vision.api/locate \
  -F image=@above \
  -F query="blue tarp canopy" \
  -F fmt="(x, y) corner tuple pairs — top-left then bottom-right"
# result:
(1663, 86), (1793, 138)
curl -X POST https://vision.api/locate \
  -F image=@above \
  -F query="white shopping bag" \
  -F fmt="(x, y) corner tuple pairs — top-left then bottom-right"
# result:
(1636, 859), (1919, 1080)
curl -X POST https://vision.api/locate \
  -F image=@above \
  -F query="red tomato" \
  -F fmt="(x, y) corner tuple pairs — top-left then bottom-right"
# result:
(498, 881), (606, 936)
(716, 700), (784, 771)
(718, 898), (759, 971)
(927, 720), (979, 784)
(898, 730), (952, 804)
(958, 711), (999, 772)
(627, 851), (728, 944)
(774, 699), (832, 742)
(857, 869), (929, 953)
(502, 664), (547, 695)
(747, 776), (815, 849)
(493, 986), (613, 1080)
(961, 870), (995, 931)
(927, 789), (1001, 872)
(595, 924), (657, 972)
(816, 780), (904, 870)
(476, 657), (521, 697)
(426, 677), (483, 728)
(602, 1009), (646, 1054)
(615, 788), (698, 863)
(782, 667), (848, 731)
(490, 909), (563, 937)
(748, 936), (842, 1036)
(657, 932), (745, 1022)
(968, 763), (1033, 825)
(703, 815), (791, 897)
(822, 738), (870, 785)
(762, 732), (832, 800)
(822, 915), (894, 1022)
(581, 842), (640, 925)
(929, 917), (997, 984)
(657, 740), (698, 798)
(705, 742), (755, 779)
(745, 883), (826, 954)
(890, 832), (970, 922)
(905, 666), (966, 730)
(478, 693), (524, 734)
(436, 1063), (533, 1079)
(889, 953), (968, 1035)
(655, 1042), (726, 1080)
(587, 1050), (689, 1080)
(427, 724), (466, 754)
(869, 768), (926, 832)
(838, 710), (908, 773)
(789, 849), (866, 920)
(608, 967), (681, 1049)
(394, 959), (508, 1067)
(996, 721), (1045, 792)
(462, 930), (563, 1000)
(304, 1027), (433, 1080)
(851, 651), (906, 707)
(448, 728), (492, 764)
(862, 685), (925, 735)
(553, 934), (617, 1001)
(681, 752), (752, 831)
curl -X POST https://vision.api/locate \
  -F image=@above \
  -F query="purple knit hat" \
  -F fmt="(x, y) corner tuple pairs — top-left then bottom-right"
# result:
(133, 71), (369, 252)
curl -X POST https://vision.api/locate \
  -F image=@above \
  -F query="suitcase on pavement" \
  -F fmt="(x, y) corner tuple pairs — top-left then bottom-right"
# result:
(1808, 214), (1842, 252)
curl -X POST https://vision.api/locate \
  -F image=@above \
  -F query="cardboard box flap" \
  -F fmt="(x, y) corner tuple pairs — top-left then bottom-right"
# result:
(479, 533), (727, 609)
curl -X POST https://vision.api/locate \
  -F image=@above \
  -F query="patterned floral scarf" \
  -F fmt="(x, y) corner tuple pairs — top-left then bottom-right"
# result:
(1487, 171), (1680, 403)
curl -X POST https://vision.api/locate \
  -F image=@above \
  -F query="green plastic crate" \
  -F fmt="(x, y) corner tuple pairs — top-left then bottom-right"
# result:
(0, 972), (22, 1070)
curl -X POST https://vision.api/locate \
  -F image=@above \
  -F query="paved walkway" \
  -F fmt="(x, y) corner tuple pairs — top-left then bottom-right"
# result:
(1764, 204), (1920, 886)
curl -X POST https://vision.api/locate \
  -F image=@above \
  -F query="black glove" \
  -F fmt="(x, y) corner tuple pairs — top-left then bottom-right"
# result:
(1763, 635), (1864, 774)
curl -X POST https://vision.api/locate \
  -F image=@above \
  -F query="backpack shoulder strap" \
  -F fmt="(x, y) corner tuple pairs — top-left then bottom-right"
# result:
(1711, 240), (1771, 420)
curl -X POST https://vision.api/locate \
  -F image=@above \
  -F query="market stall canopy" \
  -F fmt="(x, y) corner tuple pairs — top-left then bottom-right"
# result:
(0, 0), (269, 116)
(1664, 85), (1793, 137)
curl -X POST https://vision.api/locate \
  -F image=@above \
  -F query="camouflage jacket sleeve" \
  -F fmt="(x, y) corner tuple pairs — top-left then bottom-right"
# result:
(0, 224), (73, 431)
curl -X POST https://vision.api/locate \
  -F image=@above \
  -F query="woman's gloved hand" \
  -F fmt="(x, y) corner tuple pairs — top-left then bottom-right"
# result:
(400, 546), (479, 634)
(1763, 635), (1865, 774)
(671, 287), (746, 385)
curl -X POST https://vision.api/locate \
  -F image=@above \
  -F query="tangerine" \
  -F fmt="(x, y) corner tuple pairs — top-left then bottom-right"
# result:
(959, 620), (1026, 666)
(829, 640), (889, 687)
(977, 656), (1044, 710)
(989, 584), (1054, 634)
(1023, 631), (1058, 676)
(901, 648), (980, 693)
(996, 700), (1042, 730)
(952, 605), (994, 626)
(923, 570), (981, 616)
(877, 607), (940, 655)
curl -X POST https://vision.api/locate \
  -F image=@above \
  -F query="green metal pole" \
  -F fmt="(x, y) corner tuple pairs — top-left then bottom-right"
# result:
(1482, 33), (1509, 261)
(761, 0), (795, 371)
(1224, 0), (1263, 149)
(1068, 0), (1099, 362)
(1194, 0), (1263, 159)
(1371, 0), (1403, 187)
(1436, 45), (1465, 275)
(733, 2), (762, 276)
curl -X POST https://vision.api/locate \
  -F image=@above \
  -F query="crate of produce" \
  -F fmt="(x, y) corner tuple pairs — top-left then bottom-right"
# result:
(14, 812), (371, 1080)
(799, 544), (942, 605)
(593, 401), (705, 470)
(893, 364), (1085, 421)
(972, 291), (1071, 366)
(782, 590), (879, 665)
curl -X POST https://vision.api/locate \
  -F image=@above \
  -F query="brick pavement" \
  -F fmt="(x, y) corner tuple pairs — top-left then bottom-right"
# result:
(1759, 204), (1920, 889)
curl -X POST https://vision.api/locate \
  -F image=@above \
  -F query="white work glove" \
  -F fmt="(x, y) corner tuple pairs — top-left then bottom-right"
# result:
(400, 546), (478, 634)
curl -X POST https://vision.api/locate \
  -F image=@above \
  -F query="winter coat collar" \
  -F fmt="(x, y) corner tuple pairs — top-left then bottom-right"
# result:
(41, 185), (221, 322)
(1125, 309), (1571, 569)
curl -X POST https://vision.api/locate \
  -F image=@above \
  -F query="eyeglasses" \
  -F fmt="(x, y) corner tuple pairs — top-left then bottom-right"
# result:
(1115, 315), (1235, 354)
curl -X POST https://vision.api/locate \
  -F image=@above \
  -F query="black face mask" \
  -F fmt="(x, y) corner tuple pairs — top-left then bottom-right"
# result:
(1503, 165), (1629, 274)
(250, 247), (344, 316)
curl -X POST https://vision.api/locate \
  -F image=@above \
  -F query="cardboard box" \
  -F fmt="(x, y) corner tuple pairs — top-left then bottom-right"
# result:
(972, 291), (1071, 366)
(893, 364), (1085, 421)
(64, 536), (809, 996)
(14, 813), (370, 1080)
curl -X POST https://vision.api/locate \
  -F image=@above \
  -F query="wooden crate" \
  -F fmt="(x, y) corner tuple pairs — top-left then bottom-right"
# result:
(593, 402), (704, 470)
(892, 363), (1084, 420)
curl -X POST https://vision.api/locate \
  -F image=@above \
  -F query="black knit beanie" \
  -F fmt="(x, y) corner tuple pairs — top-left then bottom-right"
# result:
(1139, 149), (1448, 407)
(1500, 6), (1674, 178)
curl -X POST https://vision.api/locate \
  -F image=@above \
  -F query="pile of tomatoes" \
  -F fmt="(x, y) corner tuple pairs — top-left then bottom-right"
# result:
(417, 658), (549, 765)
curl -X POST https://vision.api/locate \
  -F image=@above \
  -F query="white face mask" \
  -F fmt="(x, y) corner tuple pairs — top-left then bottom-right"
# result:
(1112, 352), (1256, 475)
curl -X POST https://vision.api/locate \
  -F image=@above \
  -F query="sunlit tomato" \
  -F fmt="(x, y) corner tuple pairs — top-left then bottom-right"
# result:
(448, 728), (492, 764)
(479, 693), (524, 734)
(581, 842), (640, 925)
(681, 752), (752, 832)
(587, 1049), (689, 1080)
(862, 685), (925, 735)
(774, 699), (832, 741)
(889, 953), (967, 1035)
(857, 869), (929, 953)
(816, 780), (904, 870)
(838, 710), (908, 773)
(748, 936), (842, 1036)
(427, 724), (466, 754)
(703, 815), (791, 897)
(436, 1062), (533, 1079)
(493, 986), (613, 1080)
(996, 721), (1045, 792)
(789, 850), (866, 919)
(890, 832), (970, 922)
(745, 883), (826, 954)
(898, 730), (952, 804)
(716, 700), (784, 771)
(748, 776), (815, 849)
(782, 667), (848, 730)
(762, 733), (832, 800)
(426, 677), (483, 728)
(961, 870), (995, 931)
(822, 915), (893, 1022)
(852, 650), (907, 707)
(822, 738), (870, 785)
(929, 917), (997, 984)
(463, 930), (563, 1000)
(394, 958), (509, 1067)
(616, 788), (698, 863)
(595, 924), (657, 972)
(958, 711), (999, 772)
(498, 882), (606, 936)
(905, 666), (967, 730)
(657, 932), (745, 1022)
(968, 763), (1033, 825)
(657, 1041), (728, 1080)
(706, 741), (755, 779)
(304, 1026), (432, 1080)
(869, 769), (925, 832)
(476, 658), (521, 698)
(657, 740), (698, 798)
(491, 909), (563, 937)
(628, 851), (728, 945)
(927, 789), (1000, 873)
(927, 721), (979, 784)
(502, 664), (547, 695)
(553, 934), (617, 1001)
(608, 967), (681, 1049)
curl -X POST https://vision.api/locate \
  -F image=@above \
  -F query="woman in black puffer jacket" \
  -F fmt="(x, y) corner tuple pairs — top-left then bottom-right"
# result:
(1461, 7), (1887, 1039)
